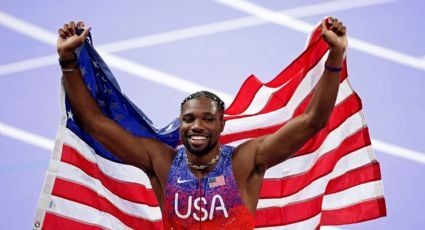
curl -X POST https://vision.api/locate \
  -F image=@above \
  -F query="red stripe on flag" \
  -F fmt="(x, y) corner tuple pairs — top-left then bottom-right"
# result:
(225, 38), (330, 116)
(224, 74), (263, 115)
(255, 195), (323, 227)
(326, 163), (382, 194)
(320, 198), (387, 225)
(295, 93), (362, 156)
(43, 212), (104, 230)
(221, 92), (360, 147)
(61, 144), (158, 206)
(260, 127), (372, 198)
(51, 178), (163, 229)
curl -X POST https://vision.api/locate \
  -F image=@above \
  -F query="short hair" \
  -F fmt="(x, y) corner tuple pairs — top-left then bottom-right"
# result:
(180, 91), (225, 115)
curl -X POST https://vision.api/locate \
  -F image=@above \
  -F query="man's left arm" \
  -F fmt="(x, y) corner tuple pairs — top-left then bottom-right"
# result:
(254, 17), (347, 169)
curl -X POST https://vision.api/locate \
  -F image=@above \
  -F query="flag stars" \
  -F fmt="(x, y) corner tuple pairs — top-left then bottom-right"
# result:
(110, 102), (122, 110)
(67, 110), (74, 120)
(113, 114), (125, 122)
(104, 87), (113, 95)
(91, 60), (99, 69)
(98, 100), (106, 107)
(80, 67), (87, 77)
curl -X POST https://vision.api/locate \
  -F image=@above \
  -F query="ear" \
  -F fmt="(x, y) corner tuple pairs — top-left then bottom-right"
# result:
(220, 117), (225, 133)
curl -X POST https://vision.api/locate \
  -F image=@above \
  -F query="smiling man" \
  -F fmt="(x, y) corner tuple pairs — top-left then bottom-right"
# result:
(57, 17), (347, 229)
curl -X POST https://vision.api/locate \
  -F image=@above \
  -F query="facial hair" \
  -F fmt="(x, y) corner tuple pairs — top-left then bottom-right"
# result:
(182, 133), (217, 157)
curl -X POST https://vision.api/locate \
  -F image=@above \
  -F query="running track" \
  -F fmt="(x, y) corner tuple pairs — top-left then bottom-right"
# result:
(1, 0), (424, 229)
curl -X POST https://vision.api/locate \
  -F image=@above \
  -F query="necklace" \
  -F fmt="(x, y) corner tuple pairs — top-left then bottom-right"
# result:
(185, 152), (220, 170)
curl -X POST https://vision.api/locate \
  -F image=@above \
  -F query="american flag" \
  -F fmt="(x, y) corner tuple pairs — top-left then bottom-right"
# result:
(33, 22), (386, 229)
(208, 175), (226, 188)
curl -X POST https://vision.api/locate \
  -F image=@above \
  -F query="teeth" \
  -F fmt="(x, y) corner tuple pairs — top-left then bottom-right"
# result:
(191, 136), (206, 140)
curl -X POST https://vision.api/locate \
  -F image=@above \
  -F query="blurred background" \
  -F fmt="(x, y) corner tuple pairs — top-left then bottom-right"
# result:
(1, 0), (424, 229)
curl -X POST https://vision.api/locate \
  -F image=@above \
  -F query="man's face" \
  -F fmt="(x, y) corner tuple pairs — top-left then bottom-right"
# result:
(179, 97), (224, 157)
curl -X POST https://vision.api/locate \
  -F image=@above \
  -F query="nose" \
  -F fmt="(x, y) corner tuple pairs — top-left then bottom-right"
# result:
(191, 119), (205, 131)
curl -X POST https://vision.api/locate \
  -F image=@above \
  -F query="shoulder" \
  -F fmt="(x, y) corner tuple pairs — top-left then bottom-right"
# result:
(232, 137), (268, 175)
(143, 138), (176, 171)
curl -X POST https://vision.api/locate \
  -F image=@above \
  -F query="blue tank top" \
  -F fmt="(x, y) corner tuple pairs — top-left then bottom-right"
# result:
(162, 145), (255, 229)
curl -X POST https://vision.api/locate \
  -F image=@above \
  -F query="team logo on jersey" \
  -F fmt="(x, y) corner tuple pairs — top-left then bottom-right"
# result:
(174, 193), (229, 221)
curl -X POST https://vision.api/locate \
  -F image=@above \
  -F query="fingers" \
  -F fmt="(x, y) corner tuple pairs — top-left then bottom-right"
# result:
(328, 17), (347, 36)
(58, 20), (88, 38)
(322, 17), (347, 37)
(77, 21), (85, 28)
(69, 21), (77, 35)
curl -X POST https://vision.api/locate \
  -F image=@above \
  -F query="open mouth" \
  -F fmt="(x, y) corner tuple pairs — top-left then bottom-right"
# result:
(188, 135), (209, 146)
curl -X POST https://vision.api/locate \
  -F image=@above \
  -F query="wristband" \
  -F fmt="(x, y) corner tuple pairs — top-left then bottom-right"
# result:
(61, 67), (78, 73)
(325, 63), (343, 73)
(59, 54), (79, 69)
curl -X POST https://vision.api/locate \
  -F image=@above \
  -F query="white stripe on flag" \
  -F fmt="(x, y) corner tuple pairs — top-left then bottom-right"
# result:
(48, 195), (131, 230)
(257, 146), (376, 209)
(241, 80), (291, 115)
(57, 162), (161, 220)
(62, 126), (152, 188)
(323, 181), (384, 210)
(265, 111), (366, 178)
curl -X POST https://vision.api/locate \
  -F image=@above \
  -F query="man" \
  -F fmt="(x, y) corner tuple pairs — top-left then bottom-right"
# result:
(57, 17), (347, 229)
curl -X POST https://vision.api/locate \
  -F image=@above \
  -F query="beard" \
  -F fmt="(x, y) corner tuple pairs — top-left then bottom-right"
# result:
(182, 134), (217, 157)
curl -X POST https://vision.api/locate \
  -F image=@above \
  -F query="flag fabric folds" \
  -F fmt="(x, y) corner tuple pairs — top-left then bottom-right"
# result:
(34, 22), (386, 230)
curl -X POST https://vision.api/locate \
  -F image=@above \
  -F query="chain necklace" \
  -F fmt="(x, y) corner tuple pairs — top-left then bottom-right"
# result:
(185, 150), (220, 170)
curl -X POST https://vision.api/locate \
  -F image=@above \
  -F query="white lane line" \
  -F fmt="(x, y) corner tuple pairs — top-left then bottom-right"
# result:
(373, 139), (425, 164)
(0, 122), (54, 150)
(0, 11), (56, 46)
(0, 54), (57, 75)
(215, 0), (425, 71)
(97, 51), (234, 103)
(0, 10), (232, 102)
(99, 0), (392, 53)
(1, 9), (425, 165)
(1, 0), (394, 76)
(321, 227), (343, 230)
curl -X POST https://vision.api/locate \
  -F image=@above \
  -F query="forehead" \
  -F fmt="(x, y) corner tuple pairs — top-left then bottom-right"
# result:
(181, 97), (219, 115)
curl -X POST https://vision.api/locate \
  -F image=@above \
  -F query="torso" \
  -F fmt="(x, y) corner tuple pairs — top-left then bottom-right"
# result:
(162, 145), (255, 229)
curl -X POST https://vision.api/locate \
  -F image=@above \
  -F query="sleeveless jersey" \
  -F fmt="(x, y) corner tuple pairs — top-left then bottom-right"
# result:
(162, 145), (255, 229)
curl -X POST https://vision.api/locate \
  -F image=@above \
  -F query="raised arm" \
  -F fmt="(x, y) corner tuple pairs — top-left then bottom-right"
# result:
(57, 21), (173, 174)
(253, 17), (347, 169)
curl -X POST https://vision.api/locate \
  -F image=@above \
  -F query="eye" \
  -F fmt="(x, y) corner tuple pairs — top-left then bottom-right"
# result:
(204, 116), (215, 122)
(182, 115), (194, 123)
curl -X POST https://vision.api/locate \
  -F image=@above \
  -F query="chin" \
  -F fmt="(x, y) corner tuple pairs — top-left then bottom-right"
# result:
(185, 145), (210, 157)
(183, 140), (215, 157)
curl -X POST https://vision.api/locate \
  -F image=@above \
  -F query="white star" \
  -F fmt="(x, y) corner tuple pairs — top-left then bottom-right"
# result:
(98, 100), (106, 107)
(80, 67), (86, 77)
(91, 60), (99, 68)
(67, 110), (74, 120)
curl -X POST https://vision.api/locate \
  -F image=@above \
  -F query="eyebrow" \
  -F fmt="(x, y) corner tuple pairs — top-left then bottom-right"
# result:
(181, 111), (216, 117)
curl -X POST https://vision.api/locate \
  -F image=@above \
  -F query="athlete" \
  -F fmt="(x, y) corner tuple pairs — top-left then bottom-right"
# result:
(57, 17), (347, 229)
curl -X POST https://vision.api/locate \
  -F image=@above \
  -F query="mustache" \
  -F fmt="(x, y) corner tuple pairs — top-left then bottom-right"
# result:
(185, 131), (212, 138)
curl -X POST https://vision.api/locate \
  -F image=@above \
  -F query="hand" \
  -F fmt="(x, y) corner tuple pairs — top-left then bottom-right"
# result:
(57, 21), (91, 59)
(321, 17), (347, 52)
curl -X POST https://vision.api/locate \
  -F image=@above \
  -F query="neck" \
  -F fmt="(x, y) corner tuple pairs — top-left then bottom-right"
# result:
(186, 145), (220, 164)
(185, 145), (221, 176)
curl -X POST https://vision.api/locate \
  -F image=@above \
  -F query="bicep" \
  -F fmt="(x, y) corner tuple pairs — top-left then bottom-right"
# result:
(88, 115), (162, 172)
(256, 114), (320, 168)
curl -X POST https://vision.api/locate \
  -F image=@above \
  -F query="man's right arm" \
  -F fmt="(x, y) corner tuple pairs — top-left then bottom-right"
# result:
(57, 21), (173, 174)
